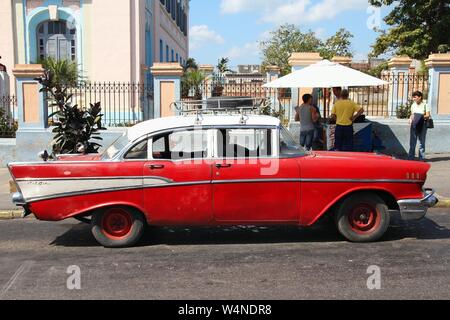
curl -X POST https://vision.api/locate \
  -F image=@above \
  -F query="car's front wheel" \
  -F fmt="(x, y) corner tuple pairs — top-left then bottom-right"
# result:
(335, 193), (390, 242)
(91, 206), (146, 248)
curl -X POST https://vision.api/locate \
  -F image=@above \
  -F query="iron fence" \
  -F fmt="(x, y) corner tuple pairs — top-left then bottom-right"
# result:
(49, 82), (154, 127)
(347, 73), (430, 118)
(0, 95), (17, 138)
(195, 72), (430, 120)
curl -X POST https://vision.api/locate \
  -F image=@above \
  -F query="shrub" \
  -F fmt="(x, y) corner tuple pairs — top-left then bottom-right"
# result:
(36, 71), (106, 156)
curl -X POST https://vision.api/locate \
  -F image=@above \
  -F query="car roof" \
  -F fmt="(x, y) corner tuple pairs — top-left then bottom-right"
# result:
(127, 115), (281, 141)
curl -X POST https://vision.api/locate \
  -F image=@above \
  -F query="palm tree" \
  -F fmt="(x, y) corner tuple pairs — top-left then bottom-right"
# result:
(217, 57), (232, 75)
(184, 58), (198, 72)
(38, 57), (80, 87)
(182, 70), (205, 100)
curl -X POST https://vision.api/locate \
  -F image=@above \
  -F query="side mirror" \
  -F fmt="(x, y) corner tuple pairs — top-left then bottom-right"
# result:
(38, 150), (49, 162)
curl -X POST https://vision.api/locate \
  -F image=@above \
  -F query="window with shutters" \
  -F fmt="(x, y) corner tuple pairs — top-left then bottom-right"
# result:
(36, 20), (77, 61)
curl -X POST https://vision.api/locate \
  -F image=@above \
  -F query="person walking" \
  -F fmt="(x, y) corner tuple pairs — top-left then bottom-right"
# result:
(408, 91), (431, 161)
(330, 89), (364, 152)
(295, 94), (319, 151)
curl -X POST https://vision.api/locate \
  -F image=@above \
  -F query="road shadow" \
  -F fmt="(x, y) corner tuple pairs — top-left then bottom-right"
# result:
(50, 213), (450, 248)
(425, 156), (450, 163)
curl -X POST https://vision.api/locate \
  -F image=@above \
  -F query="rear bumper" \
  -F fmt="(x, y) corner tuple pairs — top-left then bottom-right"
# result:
(12, 192), (33, 217)
(397, 189), (438, 221)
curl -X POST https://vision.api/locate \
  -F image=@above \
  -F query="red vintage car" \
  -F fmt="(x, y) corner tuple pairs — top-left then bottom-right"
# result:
(8, 114), (438, 247)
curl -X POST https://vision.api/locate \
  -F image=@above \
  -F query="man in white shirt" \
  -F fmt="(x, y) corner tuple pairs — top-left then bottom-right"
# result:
(408, 91), (431, 161)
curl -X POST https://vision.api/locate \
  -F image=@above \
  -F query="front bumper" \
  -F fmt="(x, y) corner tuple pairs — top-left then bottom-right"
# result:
(397, 189), (438, 221)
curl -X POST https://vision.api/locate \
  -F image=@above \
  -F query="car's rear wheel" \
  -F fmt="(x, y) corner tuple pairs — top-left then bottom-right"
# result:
(91, 206), (146, 248)
(335, 193), (390, 242)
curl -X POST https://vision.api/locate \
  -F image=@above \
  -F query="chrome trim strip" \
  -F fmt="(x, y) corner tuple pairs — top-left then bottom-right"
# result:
(213, 178), (424, 184)
(16, 176), (174, 183)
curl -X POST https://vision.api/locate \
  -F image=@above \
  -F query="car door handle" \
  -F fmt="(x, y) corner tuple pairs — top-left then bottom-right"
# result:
(216, 164), (232, 169)
(148, 164), (165, 170)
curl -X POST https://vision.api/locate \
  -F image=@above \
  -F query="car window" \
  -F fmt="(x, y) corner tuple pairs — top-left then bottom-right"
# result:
(152, 130), (208, 160)
(102, 133), (131, 160)
(280, 126), (305, 157)
(217, 128), (272, 158)
(124, 140), (148, 160)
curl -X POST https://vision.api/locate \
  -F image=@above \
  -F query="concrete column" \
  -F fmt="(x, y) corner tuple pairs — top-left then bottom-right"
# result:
(331, 56), (352, 67)
(198, 64), (215, 99)
(151, 63), (183, 118)
(425, 53), (450, 119)
(12, 64), (51, 162)
(388, 56), (413, 117)
(288, 52), (323, 120)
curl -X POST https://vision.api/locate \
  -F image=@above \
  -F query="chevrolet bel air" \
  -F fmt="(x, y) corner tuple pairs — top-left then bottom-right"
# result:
(9, 114), (438, 247)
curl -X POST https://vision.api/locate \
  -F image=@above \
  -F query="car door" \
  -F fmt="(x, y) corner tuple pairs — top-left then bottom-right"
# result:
(212, 126), (301, 223)
(143, 128), (214, 225)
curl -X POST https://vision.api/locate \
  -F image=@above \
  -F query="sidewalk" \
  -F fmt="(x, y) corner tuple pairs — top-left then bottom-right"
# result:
(0, 154), (449, 212)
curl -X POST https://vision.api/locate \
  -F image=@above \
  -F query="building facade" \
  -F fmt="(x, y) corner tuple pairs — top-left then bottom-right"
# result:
(0, 0), (189, 94)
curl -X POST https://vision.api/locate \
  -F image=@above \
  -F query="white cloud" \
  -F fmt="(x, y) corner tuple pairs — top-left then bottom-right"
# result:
(220, 0), (368, 25)
(189, 25), (225, 50)
(225, 42), (260, 60)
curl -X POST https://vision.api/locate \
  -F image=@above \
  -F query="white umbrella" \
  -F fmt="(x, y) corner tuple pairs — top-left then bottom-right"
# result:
(263, 60), (388, 88)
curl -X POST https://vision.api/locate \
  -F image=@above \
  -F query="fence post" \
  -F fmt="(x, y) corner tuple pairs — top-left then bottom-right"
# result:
(288, 52), (323, 120)
(151, 63), (183, 118)
(265, 65), (281, 112)
(199, 65), (214, 99)
(12, 64), (50, 161)
(331, 56), (352, 67)
(425, 53), (450, 119)
(388, 56), (412, 117)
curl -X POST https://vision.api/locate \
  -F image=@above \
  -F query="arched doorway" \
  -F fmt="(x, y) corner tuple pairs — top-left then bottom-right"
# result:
(36, 20), (77, 61)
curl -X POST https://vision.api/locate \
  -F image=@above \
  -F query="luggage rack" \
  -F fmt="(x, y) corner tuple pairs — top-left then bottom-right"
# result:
(172, 97), (269, 116)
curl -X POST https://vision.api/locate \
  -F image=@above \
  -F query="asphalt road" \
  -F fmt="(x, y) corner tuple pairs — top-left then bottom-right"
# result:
(0, 209), (449, 300)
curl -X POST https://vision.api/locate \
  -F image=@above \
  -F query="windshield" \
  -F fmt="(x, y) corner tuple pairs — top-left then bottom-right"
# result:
(102, 133), (131, 160)
(279, 126), (305, 157)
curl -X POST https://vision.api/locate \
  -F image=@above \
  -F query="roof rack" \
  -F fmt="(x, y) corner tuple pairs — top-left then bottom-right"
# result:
(172, 97), (269, 116)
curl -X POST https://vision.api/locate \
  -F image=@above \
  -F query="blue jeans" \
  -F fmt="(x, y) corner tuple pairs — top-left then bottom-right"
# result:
(334, 125), (354, 152)
(300, 130), (315, 150)
(409, 125), (427, 160)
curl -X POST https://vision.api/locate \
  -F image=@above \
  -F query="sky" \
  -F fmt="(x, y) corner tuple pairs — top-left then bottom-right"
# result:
(188, 0), (393, 69)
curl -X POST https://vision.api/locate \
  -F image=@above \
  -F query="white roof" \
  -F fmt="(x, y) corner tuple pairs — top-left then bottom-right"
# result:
(127, 115), (281, 141)
(263, 60), (388, 88)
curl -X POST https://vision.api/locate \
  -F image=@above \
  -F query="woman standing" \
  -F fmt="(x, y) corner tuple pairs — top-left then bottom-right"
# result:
(408, 91), (431, 161)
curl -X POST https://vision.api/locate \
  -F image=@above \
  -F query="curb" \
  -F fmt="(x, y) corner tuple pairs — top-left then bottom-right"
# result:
(0, 210), (24, 220)
(436, 198), (450, 208)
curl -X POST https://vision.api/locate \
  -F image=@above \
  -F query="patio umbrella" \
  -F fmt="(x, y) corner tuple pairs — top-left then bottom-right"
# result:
(263, 60), (388, 88)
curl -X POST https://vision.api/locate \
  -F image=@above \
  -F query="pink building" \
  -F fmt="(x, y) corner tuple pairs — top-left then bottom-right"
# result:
(0, 0), (190, 94)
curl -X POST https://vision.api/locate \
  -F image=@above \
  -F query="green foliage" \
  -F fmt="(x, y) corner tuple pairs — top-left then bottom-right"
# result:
(0, 108), (15, 137)
(38, 57), (80, 87)
(369, 0), (450, 60)
(217, 57), (232, 74)
(36, 71), (106, 155)
(181, 69), (205, 99)
(260, 24), (354, 75)
(367, 61), (389, 77)
(397, 102), (412, 119)
(319, 28), (354, 60)
(260, 101), (288, 125)
(183, 58), (198, 72)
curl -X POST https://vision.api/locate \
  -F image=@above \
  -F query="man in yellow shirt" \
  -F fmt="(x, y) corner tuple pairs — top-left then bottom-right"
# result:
(330, 89), (365, 151)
